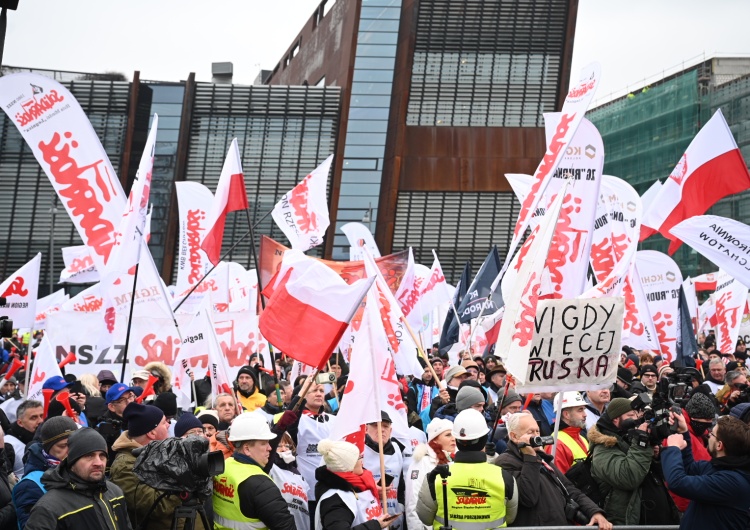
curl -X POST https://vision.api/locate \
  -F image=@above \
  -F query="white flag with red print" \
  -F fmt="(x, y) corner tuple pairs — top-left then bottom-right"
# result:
(175, 181), (214, 295)
(272, 155), (332, 252)
(201, 304), (236, 397)
(201, 139), (249, 265)
(35, 289), (68, 330)
(682, 277), (700, 335)
(26, 335), (63, 402)
(59, 245), (100, 284)
(497, 182), (568, 381)
(636, 251), (683, 361)
(417, 252), (455, 324)
(713, 270), (748, 354)
(643, 109), (750, 254)
(363, 250), (426, 379)
(0, 253), (41, 329)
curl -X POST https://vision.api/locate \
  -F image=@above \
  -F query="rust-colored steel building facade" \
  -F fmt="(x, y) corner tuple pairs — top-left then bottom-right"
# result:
(265, 0), (579, 280)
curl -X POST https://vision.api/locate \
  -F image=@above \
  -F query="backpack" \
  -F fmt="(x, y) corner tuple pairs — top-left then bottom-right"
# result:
(564, 450), (611, 507)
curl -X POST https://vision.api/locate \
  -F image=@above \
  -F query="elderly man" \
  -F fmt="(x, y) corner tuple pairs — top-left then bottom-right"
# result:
(6, 399), (44, 478)
(704, 358), (726, 394)
(212, 413), (295, 530)
(716, 369), (748, 413)
(495, 412), (611, 529)
(25, 428), (131, 530)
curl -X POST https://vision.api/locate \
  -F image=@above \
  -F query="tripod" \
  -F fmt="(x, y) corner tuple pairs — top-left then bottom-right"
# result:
(172, 493), (211, 530)
(434, 465), (452, 530)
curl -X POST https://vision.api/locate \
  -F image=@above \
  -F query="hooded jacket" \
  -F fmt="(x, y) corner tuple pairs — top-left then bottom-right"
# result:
(24, 461), (130, 530)
(143, 362), (172, 394)
(667, 409), (711, 513)
(13, 442), (56, 528)
(494, 441), (603, 526)
(109, 431), (204, 530)
(234, 368), (266, 413)
(662, 432), (750, 529)
(405, 443), (448, 530)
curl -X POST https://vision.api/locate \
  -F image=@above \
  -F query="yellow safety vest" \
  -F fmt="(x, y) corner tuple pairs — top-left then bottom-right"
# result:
(213, 457), (270, 530)
(433, 460), (507, 530)
(557, 430), (589, 466)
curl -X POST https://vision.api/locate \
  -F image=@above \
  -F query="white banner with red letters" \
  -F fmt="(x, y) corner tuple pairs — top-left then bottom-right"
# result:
(175, 182), (214, 296)
(0, 73), (126, 270)
(34, 289), (68, 330)
(635, 250), (684, 362)
(59, 245), (100, 284)
(0, 253), (41, 329)
(713, 270), (748, 354)
(27, 335), (64, 403)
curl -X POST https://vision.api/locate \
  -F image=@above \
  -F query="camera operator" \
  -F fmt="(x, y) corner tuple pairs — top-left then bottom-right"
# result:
(212, 413), (295, 530)
(109, 402), (204, 530)
(588, 397), (679, 525)
(716, 369), (747, 413)
(494, 412), (611, 529)
(662, 413), (750, 528)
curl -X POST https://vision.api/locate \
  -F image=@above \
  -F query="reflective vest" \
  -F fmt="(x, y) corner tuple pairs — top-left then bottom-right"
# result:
(213, 457), (270, 530)
(433, 461), (507, 530)
(557, 430), (589, 466)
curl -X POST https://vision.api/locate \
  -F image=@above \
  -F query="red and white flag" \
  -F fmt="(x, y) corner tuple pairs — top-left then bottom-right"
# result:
(638, 180), (663, 242)
(175, 181), (214, 295)
(201, 139), (249, 265)
(643, 109), (750, 254)
(26, 335), (63, 402)
(670, 215), (750, 288)
(693, 271), (719, 292)
(0, 253), (41, 329)
(272, 155), (332, 252)
(699, 295), (717, 335)
(259, 249), (373, 370)
(59, 245), (99, 284)
(0, 73), (126, 270)
(35, 289), (68, 330)
(713, 270), (748, 354)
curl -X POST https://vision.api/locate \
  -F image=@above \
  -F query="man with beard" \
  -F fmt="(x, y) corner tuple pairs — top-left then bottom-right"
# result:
(546, 392), (589, 474)
(662, 414), (750, 528)
(704, 358), (726, 394)
(234, 365), (267, 412)
(24, 428), (131, 530)
(6, 399), (44, 478)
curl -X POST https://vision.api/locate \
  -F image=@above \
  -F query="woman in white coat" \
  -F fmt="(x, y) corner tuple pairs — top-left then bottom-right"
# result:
(404, 418), (456, 530)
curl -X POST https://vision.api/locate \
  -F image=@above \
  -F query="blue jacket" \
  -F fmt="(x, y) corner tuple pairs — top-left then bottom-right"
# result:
(12, 442), (51, 529)
(661, 432), (750, 529)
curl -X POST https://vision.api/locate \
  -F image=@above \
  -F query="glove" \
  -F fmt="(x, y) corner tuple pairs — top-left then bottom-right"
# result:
(274, 410), (300, 433)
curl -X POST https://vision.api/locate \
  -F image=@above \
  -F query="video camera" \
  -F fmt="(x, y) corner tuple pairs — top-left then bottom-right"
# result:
(0, 297), (13, 339)
(96, 418), (122, 437)
(659, 367), (701, 407)
(630, 392), (678, 446)
(732, 383), (750, 405)
(518, 435), (555, 449)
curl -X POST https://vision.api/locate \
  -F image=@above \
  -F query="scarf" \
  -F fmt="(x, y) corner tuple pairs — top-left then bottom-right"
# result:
(334, 469), (380, 501)
(419, 383), (432, 412)
(42, 448), (61, 467)
(9, 423), (34, 445)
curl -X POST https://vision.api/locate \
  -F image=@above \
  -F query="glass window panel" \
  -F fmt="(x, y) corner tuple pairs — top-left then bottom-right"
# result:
(341, 158), (378, 170)
(351, 82), (392, 95)
(353, 57), (396, 71)
(356, 44), (397, 57)
(344, 144), (385, 158)
(358, 18), (400, 32)
(348, 107), (390, 120)
(362, 0), (401, 6)
(346, 131), (387, 145)
(350, 95), (392, 107)
(358, 32), (399, 45)
(353, 69), (394, 82)
(150, 103), (183, 116)
(340, 183), (381, 196)
(149, 86), (185, 103)
(346, 119), (388, 132)
(360, 7), (401, 19)
(341, 169), (384, 183)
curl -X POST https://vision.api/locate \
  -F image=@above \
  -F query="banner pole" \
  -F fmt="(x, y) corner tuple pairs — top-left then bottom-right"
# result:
(377, 420), (389, 514)
(120, 262), (141, 384)
(550, 392), (564, 460)
(401, 316), (441, 384)
(23, 328), (34, 397)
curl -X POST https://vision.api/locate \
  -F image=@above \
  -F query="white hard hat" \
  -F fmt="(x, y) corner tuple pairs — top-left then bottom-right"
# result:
(228, 412), (277, 442)
(554, 391), (587, 413)
(452, 409), (490, 441)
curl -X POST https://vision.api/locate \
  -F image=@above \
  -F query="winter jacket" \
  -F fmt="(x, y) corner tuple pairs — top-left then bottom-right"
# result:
(525, 401), (553, 436)
(109, 431), (204, 530)
(405, 444), (449, 530)
(588, 420), (676, 525)
(143, 362), (173, 394)
(314, 466), (381, 530)
(7, 422), (35, 478)
(24, 462), (130, 530)
(661, 433), (750, 530)
(0, 444), (16, 530)
(406, 379), (439, 429)
(428, 386), (458, 419)
(544, 425), (588, 475)
(234, 368), (267, 413)
(494, 441), (603, 526)
(666, 410), (711, 513)
(13, 442), (54, 528)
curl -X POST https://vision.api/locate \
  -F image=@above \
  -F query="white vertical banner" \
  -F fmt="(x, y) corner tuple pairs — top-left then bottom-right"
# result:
(0, 253), (42, 329)
(175, 182), (214, 296)
(27, 335), (64, 402)
(34, 289), (68, 330)
(341, 222), (381, 261)
(635, 251), (684, 362)
(713, 270), (749, 354)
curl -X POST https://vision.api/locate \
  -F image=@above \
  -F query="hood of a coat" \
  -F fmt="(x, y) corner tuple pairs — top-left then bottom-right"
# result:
(412, 443), (436, 464)
(112, 430), (141, 453)
(144, 361), (173, 393)
(23, 442), (51, 475)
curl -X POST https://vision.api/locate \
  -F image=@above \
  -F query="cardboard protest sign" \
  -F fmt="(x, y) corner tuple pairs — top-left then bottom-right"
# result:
(517, 297), (624, 393)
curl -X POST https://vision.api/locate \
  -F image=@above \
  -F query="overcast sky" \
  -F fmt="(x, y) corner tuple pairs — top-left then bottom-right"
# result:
(4, 0), (749, 103)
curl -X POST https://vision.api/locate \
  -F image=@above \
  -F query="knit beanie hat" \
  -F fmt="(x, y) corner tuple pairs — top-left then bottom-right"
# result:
(617, 366), (633, 386)
(729, 402), (750, 423)
(606, 397), (633, 420)
(640, 364), (658, 377)
(66, 428), (107, 465)
(197, 410), (220, 429)
(456, 386), (485, 413)
(500, 389), (522, 410)
(174, 413), (204, 438)
(318, 439), (360, 472)
(427, 418), (453, 443)
(153, 392), (178, 417)
(123, 402), (164, 437)
(685, 392), (717, 420)
(40, 416), (78, 452)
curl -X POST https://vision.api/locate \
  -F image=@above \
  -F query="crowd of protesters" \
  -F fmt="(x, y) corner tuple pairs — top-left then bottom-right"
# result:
(0, 329), (748, 529)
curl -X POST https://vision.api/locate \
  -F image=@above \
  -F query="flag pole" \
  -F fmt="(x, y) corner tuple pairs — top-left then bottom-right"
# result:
(550, 392), (564, 459)
(400, 316), (441, 384)
(243, 208), (283, 406)
(291, 368), (322, 412)
(376, 420), (389, 514)
(120, 262), (141, 384)
(23, 329), (33, 397)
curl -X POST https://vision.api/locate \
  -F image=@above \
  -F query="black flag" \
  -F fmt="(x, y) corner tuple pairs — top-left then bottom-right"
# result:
(456, 246), (503, 324)
(438, 261), (471, 356)
(675, 285), (698, 367)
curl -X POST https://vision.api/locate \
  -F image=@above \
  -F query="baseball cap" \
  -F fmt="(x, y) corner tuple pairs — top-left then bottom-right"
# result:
(43, 376), (73, 391)
(105, 383), (132, 404)
(131, 370), (151, 381)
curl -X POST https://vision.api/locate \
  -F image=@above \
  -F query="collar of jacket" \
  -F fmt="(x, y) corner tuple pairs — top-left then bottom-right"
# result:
(233, 451), (263, 469)
(44, 461), (107, 495)
(9, 422), (34, 444)
(453, 450), (486, 464)
(365, 434), (395, 455)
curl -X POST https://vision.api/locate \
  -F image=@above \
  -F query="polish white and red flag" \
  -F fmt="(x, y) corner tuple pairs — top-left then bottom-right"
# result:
(201, 138), (249, 265)
(259, 249), (374, 370)
(0, 253), (41, 329)
(642, 109), (750, 254)
(272, 155), (332, 252)
(693, 272), (719, 292)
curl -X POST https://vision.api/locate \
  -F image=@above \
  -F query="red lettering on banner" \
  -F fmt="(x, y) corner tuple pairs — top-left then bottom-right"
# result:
(622, 278), (644, 336)
(567, 80), (596, 99)
(545, 193), (585, 295)
(512, 272), (541, 348)
(377, 286), (401, 353)
(32, 370), (46, 386)
(186, 209), (205, 284)
(214, 319), (268, 367)
(104, 306), (116, 333)
(514, 225), (540, 272)
(366, 504), (383, 520)
(38, 131), (116, 260)
(15, 87), (65, 127)
(288, 174), (318, 233)
(652, 311), (675, 362)
(73, 295), (103, 312)
(715, 292), (740, 353)
(67, 255), (95, 274)
(514, 113), (576, 239)
(421, 267), (445, 295)
(398, 285), (421, 317)
(281, 482), (309, 502)
(1, 277), (28, 297)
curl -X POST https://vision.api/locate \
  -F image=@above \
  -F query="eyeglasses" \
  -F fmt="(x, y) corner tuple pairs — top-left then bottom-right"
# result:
(113, 393), (135, 405)
(642, 374), (657, 378)
(708, 431), (718, 439)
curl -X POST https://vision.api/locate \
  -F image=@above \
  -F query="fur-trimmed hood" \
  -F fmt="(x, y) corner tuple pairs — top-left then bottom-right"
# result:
(412, 443), (436, 464)
(587, 424), (620, 448)
(144, 361), (172, 393)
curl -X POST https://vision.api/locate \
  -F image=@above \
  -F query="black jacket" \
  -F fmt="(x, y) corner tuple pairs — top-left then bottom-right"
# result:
(13, 442), (51, 528)
(428, 386), (458, 419)
(494, 441), (603, 526)
(24, 461), (131, 530)
(232, 452), (296, 530)
(0, 444), (17, 530)
(314, 467), (381, 530)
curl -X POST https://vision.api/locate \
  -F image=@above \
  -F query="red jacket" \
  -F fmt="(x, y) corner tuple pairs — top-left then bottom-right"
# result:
(545, 426), (588, 474)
